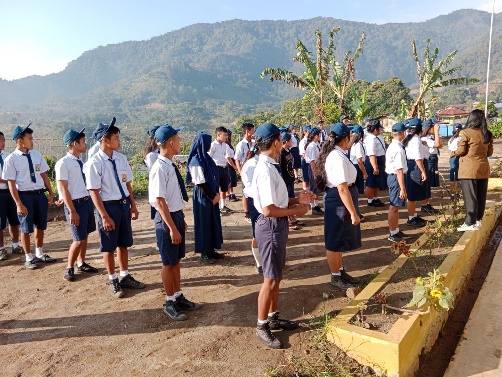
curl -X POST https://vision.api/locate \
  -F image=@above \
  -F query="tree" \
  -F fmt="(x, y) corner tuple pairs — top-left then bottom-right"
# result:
(349, 88), (386, 124)
(475, 101), (498, 118)
(409, 39), (479, 118)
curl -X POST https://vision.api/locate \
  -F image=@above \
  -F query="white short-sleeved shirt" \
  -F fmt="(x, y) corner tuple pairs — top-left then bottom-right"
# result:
(325, 146), (357, 188)
(299, 137), (308, 155)
(421, 135), (438, 155)
(87, 142), (100, 161)
(226, 146), (235, 159)
(405, 135), (425, 161)
(385, 139), (408, 174)
(55, 153), (89, 200)
(241, 155), (259, 198)
(234, 139), (251, 164)
(144, 150), (159, 172)
(421, 140), (430, 159)
(252, 154), (289, 214)
(188, 159), (206, 184)
(291, 134), (299, 148)
(83, 149), (133, 201)
(349, 142), (366, 165)
(448, 136), (459, 152)
(365, 133), (386, 157)
(0, 150), (10, 190)
(304, 142), (320, 163)
(208, 140), (230, 167)
(149, 155), (185, 212)
(2, 149), (49, 191)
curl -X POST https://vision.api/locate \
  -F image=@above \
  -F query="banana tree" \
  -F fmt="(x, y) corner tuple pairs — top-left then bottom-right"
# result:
(409, 39), (479, 118)
(349, 88), (386, 124)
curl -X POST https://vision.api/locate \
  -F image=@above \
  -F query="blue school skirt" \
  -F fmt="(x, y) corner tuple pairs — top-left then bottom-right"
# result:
(290, 147), (302, 169)
(449, 156), (459, 182)
(301, 158), (309, 183)
(228, 166), (237, 188)
(427, 154), (440, 187)
(192, 186), (223, 254)
(406, 159), (427, 202)
(353, 163), (365, 195)
(423, 159), (432, 199)
(307, 163), (319, 194)
(324, 185), (362, 252)
(247, 196), (260, 237)
(365, 155), (387, 189)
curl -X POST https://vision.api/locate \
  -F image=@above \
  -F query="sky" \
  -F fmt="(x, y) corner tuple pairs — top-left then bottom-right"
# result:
(0, 0), (500, 80)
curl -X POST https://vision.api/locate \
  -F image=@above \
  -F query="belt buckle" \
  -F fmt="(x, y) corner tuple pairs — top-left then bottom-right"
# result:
(83, 196), (89, 201)
(121, 199), (127, 204)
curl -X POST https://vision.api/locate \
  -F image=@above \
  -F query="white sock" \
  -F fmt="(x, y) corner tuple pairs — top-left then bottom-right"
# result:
(368, 198), (374, 203)
(25, 253), (34, 262)
(257, 318), (268, 324)
(119, 270), (129, 277)
(252, 247), (262, 267)
(310, 203), (315, 208)
(413, 213), (417, 218)
(109, 273), (117, 280)
(294, 172), (298, 178)
(12, 242), (19, 249)
(268, 311), (277, 318)
(390, 229), (399, 236)
(374, 197), (379, 200)
(0, 247), (5, 251)
(331, 272), (341, 276)
(220, 198), (225, 209)
(174, 291), (182, 298)
(313, 200), (318, 207)
(35, 247), (43, 257)
(339, 267), (344, 271)
(166, 295), (176, 302)
(77, 262), (83, 267)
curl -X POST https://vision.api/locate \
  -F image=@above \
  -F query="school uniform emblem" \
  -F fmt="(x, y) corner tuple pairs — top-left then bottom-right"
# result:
(35, 164), (40, 171)
(121, 173), (127, 182)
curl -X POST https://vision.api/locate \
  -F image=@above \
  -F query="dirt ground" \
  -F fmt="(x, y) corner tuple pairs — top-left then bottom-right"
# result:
(1, 140), (501, 377)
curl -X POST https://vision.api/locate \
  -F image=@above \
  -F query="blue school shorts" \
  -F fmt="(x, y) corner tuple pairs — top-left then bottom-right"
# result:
(247, 197), (260, 238)
(217, 166), (230, 192)
(301, 158), (309, 183)
(18, 191), (48, 234)
(97, 201), (133, 252)
(449, 156), (459, 182)
(64, 198), (96, 241)
(255, 215), (288, 279)
(155, 210), (186, 266)
(0, 190), (20, 230)
(387, 174), (406, 207)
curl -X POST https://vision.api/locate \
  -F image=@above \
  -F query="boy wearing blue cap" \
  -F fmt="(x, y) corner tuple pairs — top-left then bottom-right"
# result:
(0, 131), (23, 261)
(299, 125), (311, 191)
(385, 123), (412, 242)
(149, 125), (201, 320)
(144, 125), (161, 222)
(252, 122), (313, 349)
(235, 123), (255, 222)
(84, 118), (145, 298)
(3, 124), (56, 269)
(55, 128), (98, 281)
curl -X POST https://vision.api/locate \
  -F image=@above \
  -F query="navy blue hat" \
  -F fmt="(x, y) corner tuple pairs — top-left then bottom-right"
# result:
(92, 117), (117, 141)
(431, 117), (438, 124)
(422, 119), (433, 128)
(147, 126), (161, 137)
(227, 129), (232, 136)
(349, 125), (364, 134)
(155, 125), (184, 144)
(408, 118), (422, 127)
(302, 124), (311, 132)
(281, 132), (291, 142)
(64, 128), (86, 146)
(317, 119), (324, 124)
(364, 117), (371, 122)
(391, 123), (409, 133)
(255, 122), (280, 141)
(403, 119), (410, 125)
(454, 123), (462, 130)
(288, 124), (296, 129)
(309, 126), (321, 135)
(369, 119), (383, 128)
(12, 123), (32, 141)
(340, 115), (349, 121)
(279, 126), (289, 133)
(330, 122), (351, 137)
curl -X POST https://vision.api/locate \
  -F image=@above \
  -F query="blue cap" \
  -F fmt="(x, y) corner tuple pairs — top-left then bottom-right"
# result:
(364, 117), (371, 122)
(431, 117), (438, 124)
(309, 126), (321, 135)
(155, 124), (184, 144)
(147, 126), (161, 137)
(408, 118), (422, 127)
(349, 125), (364, 134)
(255, 122), (280, 141)
(454, 123), (462, 130)
(302, 124), (311, 132)
(92, 117), (117, 141)
(330, 122), (351, 137)
(227, 129), (232, 136)
(392, 123), (409, 133)
(369, 119), (382, 128)
(340, 115), (349, 121)
(403, 119), (410, 125)
(63, 128), (86, 146)
(12, 123), (32, 141)
(288, 124), (296, 129)
(422, 119), (433, 128)
(317, 119), (324, 124)
(279, 126), (289, 133)
(281, 132), (291, 142)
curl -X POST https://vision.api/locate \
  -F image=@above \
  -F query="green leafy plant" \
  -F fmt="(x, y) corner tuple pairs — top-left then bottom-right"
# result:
(405, 269), (454, 312)
(489, 118), (502, 139)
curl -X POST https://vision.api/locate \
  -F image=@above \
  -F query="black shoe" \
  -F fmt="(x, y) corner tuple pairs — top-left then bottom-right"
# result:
(24, 260), (37, 270)
(107, 278), (124, 298)
(397, 230), (411, 239)
(368, 199), (385, 207)
(359, 214), (367, 222)
(220, 206), (235, 214)
(255, 322), (282, 349)
(33, 254), (57, 263)
(421, 204), (440, 215)
(119, 274), (146, 289)
(76, 262), (99, 273)
(330, 274), (355, 289)
(201, 253), (216, 264)
(229, 194), (239, 202)
(64, 267), (75, 282)
(163, 300), (187, 321)
(312, 206), (324, 215)
(388, 234), (405, 243)
(256, 266), (263, 275)
(176, 294), (201, 311)
(340, 269), (360, 285)
(209, 250), (225, 259)
(406, 216), (427, 227)
(244, 213), (252, 223)
(268, 312), (298, 331)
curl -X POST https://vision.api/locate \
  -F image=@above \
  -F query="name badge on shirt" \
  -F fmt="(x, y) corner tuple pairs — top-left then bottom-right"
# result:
(121, 173), (127, 182)
(35, 164), (40, 171)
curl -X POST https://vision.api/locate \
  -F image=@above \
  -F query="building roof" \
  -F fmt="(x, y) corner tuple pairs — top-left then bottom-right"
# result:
(436, 106), (470, 118)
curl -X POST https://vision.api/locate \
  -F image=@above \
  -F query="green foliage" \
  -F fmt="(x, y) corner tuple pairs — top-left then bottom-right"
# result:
(489, 118), (502, 139)
(405, 269), (455, 312)
(131, 170), (149, 196)
(475, 101), (498, 117)
(236, 109), (277, 127)
(43, 155), (57, 180)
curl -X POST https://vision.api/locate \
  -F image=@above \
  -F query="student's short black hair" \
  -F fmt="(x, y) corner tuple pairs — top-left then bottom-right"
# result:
(73, 133), (86, 145)
(103, 125), (120, 140)
(215, 126), (228, 135)
(19, 128), (34, 139)
(255, 133), (280, 151)
(0, 132), (4, 137)
(241, 123), (255, 132)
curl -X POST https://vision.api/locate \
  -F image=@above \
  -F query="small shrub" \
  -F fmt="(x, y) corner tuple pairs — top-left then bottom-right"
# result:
(488, 118), (502, 139)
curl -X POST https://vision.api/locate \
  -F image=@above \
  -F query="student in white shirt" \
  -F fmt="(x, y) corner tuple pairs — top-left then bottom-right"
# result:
(289, 125), (302, 182)
(55, 128), (98, 281)
(144, 125), (161, 221)
(419, 119), (441, 215)
(299, 125), (311, 190)
(448, 124), (463, 198)
(208, 126), (234, 214)
(234, 123), (255, 222)
(225, 130), (239, 202)
(364, 120), (387, 207)
(3, 124), (56, 270)
(304, 127), (323, 215)
(349, 125), (368, 221)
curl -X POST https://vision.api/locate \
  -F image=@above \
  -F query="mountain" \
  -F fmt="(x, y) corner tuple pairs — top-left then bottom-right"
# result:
(0, 9), (499, 131)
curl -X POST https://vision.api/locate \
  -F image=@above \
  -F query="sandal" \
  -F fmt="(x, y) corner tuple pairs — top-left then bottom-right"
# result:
(289, 224), (300, 230)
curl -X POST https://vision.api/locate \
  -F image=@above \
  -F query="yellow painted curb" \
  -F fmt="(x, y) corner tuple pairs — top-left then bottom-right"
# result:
(328, 201), (501, 377)
(488, 177), (502, 191)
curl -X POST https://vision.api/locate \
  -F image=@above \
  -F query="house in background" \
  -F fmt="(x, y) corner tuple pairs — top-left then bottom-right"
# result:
(435, 105), (470, 137)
